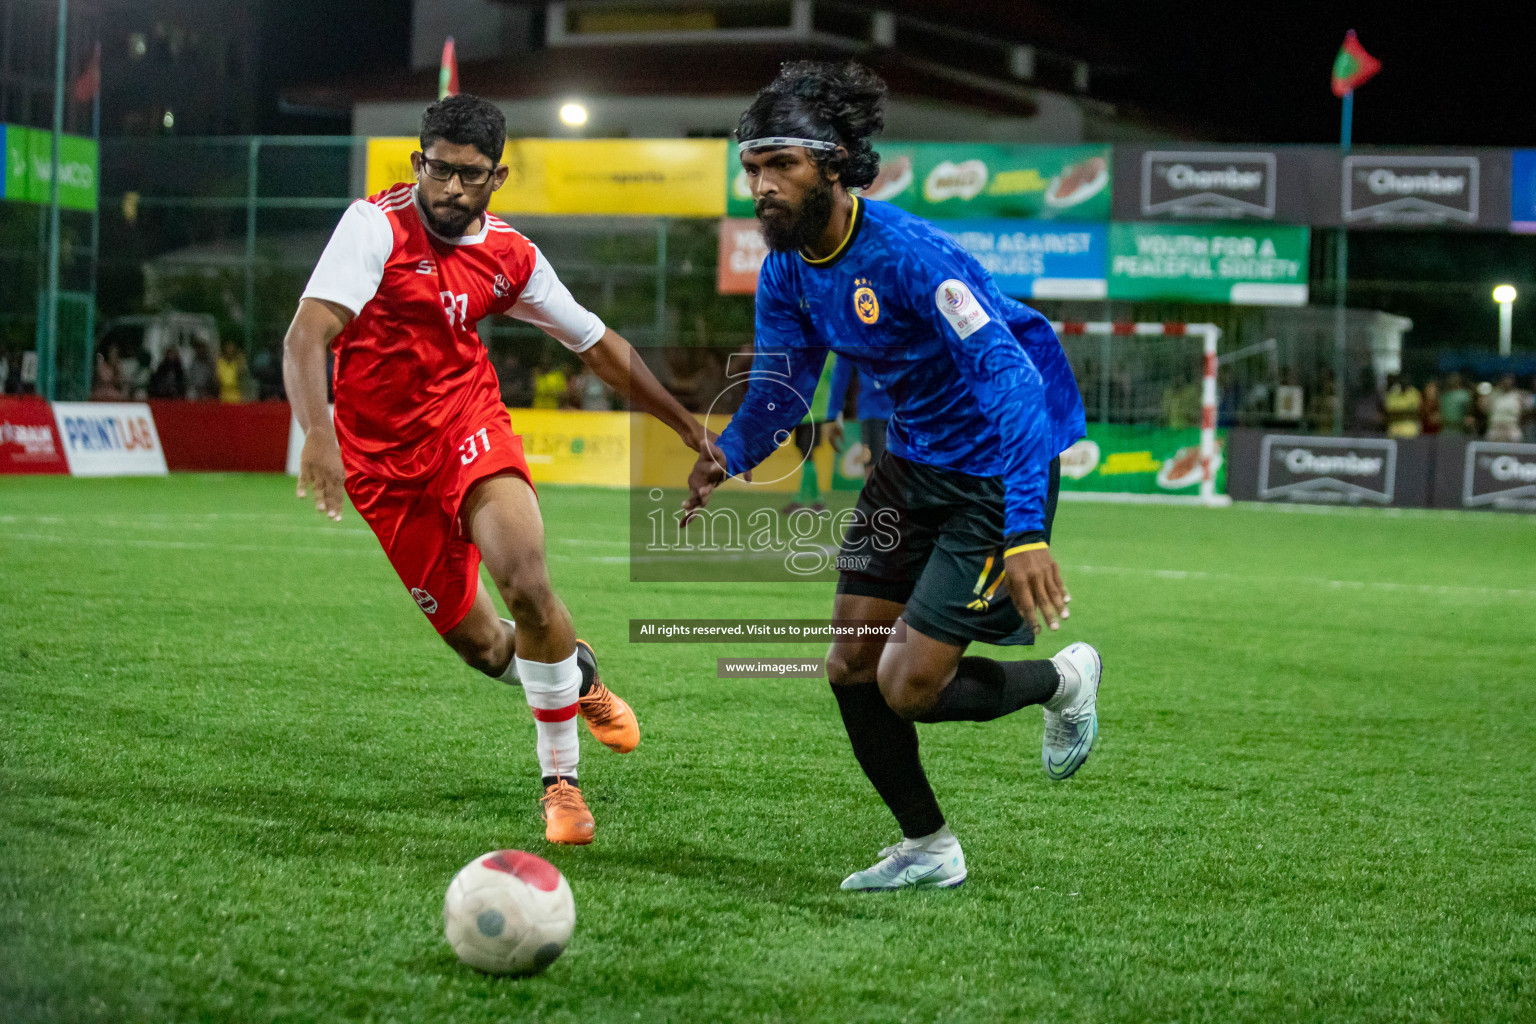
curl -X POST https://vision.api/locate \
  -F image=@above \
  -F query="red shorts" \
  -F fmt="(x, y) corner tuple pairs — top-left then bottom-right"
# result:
(344, 410), (534, 634)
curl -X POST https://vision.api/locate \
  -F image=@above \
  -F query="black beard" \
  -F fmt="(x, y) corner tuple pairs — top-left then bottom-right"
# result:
(418, 194), (485, 238)
(756, 179), (835, 253)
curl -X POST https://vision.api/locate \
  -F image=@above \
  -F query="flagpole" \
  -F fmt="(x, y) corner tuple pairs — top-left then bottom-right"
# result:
(1332, 90), (1352, 435)
(42, 0), (68, 402)
(86, 47), (100, 395)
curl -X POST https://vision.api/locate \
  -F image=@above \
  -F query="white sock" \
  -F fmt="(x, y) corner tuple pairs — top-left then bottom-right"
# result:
(1044, 653), (1079, 713)
(900, 824), (960, 856)
(496, 620), (519, 685)
(516, 651), (581, 782)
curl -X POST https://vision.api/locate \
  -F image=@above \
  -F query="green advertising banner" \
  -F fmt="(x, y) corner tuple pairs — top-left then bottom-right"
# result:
(1, 124), (98, 212)
(1058, 424), (1227, 496)
(1107, 222), (1308, 305)
(727, 142), (1112, 221)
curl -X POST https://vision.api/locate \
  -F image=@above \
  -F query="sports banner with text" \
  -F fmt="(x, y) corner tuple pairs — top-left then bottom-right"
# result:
(50, 402), (167, 477)
(1, 123), (98, 211)
(939, 221), (1107, 299)
(1057, 424), (1226, 497)
(1107, 222), (1309, 305)
(0, 397), (68, 474)
(366, 137), (727, 217)
(727, 143), (1112, 220)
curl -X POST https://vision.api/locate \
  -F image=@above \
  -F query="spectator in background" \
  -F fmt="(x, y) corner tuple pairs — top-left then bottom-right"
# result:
(216, 341), (249, 404)
(1483, 374), (1529, 442)
(567, 365), (613, 411)
(1439, 373), (1472, 434)
(186, 340), (217, 400)
(148, 346), (187, 399)
(91, 343), (124, 401)
(1382, 373), (1422, 438)
(493, 349), (530, 407)
(251, 346), (284, 400)
(1347, 368), (1384, 434)
(530, 355), (567, 410)
(0, 349), (9, 395)
(1419, 379), (1443, 435)
(1306, 369), (1337, 433)
(120, 344), (151, 400)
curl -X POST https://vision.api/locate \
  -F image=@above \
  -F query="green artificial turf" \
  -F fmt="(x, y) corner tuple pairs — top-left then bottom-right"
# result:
(2, 475), (1533, 1023)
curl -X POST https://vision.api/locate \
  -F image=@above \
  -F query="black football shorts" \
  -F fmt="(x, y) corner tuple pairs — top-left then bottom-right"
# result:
(836, 450), (1061, 647)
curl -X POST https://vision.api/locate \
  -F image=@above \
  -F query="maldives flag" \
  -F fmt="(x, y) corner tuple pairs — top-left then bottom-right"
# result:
(71, 41), (101, 104)
(438, 37), (458, 100)
(1331, 30), (1381, 97)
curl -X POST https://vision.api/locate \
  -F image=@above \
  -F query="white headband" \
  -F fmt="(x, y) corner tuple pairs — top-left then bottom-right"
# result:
(738, 136), (839, 152)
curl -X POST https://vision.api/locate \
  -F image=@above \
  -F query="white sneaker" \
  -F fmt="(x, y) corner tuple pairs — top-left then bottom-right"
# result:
(840, 838), (967, 891)
(1042, 642), (1101, 781)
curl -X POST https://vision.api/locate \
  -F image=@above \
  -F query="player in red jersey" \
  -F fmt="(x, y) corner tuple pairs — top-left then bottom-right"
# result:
(282, 95), (709, 845)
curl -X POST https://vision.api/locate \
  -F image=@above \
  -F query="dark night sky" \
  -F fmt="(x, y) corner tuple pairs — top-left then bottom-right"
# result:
(264, 0), (1536, 147)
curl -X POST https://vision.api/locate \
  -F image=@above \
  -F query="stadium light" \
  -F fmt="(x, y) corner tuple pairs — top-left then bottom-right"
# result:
(559, 102), (588, 127)
(1494, 284), (1516, 356)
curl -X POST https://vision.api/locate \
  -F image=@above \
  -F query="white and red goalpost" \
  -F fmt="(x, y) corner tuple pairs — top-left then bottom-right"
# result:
(1050, 321), (1224, 507)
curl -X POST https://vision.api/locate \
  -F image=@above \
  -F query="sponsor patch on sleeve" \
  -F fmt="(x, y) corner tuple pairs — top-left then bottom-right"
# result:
(934, 279), (992, 340)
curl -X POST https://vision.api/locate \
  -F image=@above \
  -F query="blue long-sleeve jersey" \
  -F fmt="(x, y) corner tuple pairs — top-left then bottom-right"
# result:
(826, 351), (894, 422)
(716, 197), (1086, 537)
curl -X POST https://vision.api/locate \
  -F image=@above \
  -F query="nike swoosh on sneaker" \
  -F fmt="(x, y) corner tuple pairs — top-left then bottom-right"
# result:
(1046, 716), (1097, 777)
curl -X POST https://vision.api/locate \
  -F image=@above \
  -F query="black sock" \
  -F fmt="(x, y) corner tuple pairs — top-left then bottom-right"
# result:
(575, 642), (596, 698)
(915, 657), (1060, 724)
(831, 682), (946, 839)
(541, 774), (578, 789)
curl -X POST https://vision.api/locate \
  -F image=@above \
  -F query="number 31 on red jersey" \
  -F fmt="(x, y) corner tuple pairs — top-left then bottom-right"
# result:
(459, 427), (491, 465)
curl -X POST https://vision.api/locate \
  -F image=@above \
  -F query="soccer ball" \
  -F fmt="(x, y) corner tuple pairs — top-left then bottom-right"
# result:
(444, 850), (576, 975)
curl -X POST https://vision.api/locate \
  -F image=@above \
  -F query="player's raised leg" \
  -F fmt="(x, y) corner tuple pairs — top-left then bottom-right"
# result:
(825, 592), (966, 891)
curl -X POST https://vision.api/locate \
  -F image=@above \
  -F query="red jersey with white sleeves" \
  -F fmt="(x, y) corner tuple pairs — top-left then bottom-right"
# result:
(302, 183), (605, 481)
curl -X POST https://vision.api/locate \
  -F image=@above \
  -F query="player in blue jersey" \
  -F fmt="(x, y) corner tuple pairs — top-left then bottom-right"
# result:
(684, 62), (1104, 891)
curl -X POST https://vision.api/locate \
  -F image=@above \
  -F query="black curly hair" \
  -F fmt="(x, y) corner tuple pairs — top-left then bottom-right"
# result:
(736, 61), (886, 189)
(420, 94), (506, 165)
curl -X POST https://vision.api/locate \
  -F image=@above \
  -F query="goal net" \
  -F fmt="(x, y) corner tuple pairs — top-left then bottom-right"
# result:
(1051, 321), (1224, 506)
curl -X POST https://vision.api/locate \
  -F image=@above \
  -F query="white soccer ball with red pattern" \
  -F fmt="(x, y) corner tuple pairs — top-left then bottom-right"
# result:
(444, 849), (575, 975)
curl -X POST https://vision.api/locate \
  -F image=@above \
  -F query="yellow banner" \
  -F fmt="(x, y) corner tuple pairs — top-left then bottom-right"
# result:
(366, 138), (727, 217)
(508, 408), (834, 492)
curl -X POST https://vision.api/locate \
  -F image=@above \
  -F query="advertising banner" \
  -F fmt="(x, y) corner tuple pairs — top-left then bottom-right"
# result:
(727, 143), (1112, 221)
(367, 137), (728, 217)
(940, 221), (1107, 299)
(1056, 424), (1226, 497)
(1112, 145), (1337, 223)
(1511, 150), (1536, 233)
(717, 218), (768, 295)
(1, 123), (98, 211)
(0, 397), (68, 474)
(1256, 434), (1396, 503)
(50, 402), (167, 476)
(1332, 149), (1511, 229)
(1107, 222), (1309, 305)
(1431, 438), (1536, 512)
(512, 408), (631, 486)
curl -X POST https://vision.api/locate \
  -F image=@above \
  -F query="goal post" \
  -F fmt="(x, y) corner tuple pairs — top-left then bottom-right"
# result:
(1050, 321), (1225, 507)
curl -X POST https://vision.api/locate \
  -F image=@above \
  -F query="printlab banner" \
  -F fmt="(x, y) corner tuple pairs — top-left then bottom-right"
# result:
(940, 221), (1107, 299)
(367, 137), (728, 217)
(1057, 424), (1225, 497)
(50, 402), (167, 476)
(1107, 222), (1309, 305)
(0, 123), (98, 212)
(727, 143), (1112, 221)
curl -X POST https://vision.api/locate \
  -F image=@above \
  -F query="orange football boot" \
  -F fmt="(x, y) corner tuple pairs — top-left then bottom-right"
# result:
(540, 779), (595, 845)
(574, 639), (640, 753)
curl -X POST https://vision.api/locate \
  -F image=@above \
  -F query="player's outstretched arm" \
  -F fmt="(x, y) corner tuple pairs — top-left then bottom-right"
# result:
(577, 328), (708, 452)
(282, 298), (352, 521)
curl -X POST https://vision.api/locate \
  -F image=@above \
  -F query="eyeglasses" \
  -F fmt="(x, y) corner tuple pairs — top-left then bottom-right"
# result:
(418, 156), (495, 187)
